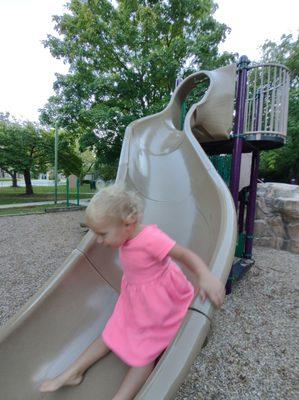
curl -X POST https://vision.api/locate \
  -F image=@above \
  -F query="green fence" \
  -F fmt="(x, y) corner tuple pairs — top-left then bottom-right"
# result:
(0, 179), (97, 209)
(55, 178), (96, 207)
(209, 155), (232, 186)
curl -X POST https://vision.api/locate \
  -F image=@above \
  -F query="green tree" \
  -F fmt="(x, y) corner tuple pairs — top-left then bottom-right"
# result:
(0, 120), (49, 194)
(44, 129), (83, 178)
(0, 117), (83, 194)
(40, 0), (235, 180)
(259, 34), (299, 183)
(80, 148), (96, 179)
(0, 113), (19, 187)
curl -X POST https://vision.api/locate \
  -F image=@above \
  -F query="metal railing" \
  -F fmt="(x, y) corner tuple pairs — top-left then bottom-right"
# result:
(244, 63), (290, 138)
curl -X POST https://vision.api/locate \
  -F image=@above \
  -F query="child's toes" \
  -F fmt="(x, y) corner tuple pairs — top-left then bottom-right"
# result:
(39, 374), (83, 392)
(39, 380), (57, 392)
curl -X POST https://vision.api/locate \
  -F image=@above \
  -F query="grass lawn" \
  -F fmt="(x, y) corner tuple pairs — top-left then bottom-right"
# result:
(0, 184), (96, 205)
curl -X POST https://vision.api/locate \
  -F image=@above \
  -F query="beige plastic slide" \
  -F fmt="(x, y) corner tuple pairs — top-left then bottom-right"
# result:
(0, 64), (237, 400)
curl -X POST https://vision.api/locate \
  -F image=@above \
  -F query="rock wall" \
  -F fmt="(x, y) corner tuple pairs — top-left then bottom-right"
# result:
(254, 183), (299, 254)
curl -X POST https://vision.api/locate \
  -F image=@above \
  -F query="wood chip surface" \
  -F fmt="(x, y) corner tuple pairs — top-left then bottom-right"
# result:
(0, 211), (298, 399)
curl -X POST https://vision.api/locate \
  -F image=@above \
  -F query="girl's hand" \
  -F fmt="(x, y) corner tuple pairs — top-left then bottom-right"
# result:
(198, 270), (225, 308)
(168, 244), (225, 308)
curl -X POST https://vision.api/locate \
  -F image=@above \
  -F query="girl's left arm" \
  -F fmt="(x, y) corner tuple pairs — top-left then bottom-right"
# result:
(168, 244), (225, 308)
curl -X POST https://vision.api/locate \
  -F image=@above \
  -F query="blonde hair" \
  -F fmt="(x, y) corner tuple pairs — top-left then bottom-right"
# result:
(85, 185), (144, 225)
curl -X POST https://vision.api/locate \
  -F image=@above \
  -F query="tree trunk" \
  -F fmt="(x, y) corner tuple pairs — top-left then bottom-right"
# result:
(23, 169), (33, 195)
(12, 171), (18, 188)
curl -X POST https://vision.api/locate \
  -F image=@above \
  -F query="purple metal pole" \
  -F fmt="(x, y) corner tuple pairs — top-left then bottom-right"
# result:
(244, 150), (260, 258)
(229, 56), (250, 209)
(243, 89), (260, 259)
(226, 56), (250, 294)
(175, 77), (183, 87)
(238, 189), (246, 233)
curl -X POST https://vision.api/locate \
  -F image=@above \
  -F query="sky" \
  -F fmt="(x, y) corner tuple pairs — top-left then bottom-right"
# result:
(0, 0), (298, 122)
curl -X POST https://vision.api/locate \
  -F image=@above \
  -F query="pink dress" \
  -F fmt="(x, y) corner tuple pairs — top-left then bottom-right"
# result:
(102, 224), (195, 367)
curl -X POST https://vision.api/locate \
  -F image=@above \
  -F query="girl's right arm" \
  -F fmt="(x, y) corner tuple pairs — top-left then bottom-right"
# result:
(168, 244), (225, 308)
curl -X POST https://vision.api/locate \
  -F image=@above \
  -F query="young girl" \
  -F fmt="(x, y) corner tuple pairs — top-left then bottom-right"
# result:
(40, 185), (225, 400)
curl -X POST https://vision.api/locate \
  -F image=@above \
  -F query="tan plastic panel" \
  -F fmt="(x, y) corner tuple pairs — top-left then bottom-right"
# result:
(0, 64), (237, 399)
(0, 250), (127, 400)
(189, 65), (236, 142)
(135, 312), (210, 400)
(117, 64), (237, 398)
(77, 231), (123, 293)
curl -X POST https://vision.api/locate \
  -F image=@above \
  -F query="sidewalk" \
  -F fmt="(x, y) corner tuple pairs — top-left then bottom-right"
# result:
(0, 199), (91, 209)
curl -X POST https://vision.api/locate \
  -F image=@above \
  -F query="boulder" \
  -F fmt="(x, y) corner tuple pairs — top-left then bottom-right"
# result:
(253, 183), (299, 254)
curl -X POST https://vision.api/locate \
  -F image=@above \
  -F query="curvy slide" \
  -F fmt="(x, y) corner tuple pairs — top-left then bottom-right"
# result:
(0, 64), (237, 400)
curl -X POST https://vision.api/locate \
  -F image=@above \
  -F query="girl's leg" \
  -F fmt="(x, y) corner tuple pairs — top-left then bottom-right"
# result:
(112, 361), (155, 400)
(39, 336), (110, 393)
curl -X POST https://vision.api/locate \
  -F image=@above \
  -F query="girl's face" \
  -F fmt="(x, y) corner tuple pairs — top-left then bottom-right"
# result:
(88, 217), (135, 248)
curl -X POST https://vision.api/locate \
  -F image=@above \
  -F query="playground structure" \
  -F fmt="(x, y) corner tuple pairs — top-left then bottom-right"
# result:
(199, 57), (290, 291)
(0, 59), (290, 400)
(56, 176), (94, 207)
(65, 176), (81, 207)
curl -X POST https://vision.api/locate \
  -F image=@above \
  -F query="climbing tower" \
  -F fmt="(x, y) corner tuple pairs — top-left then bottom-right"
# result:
(179, 56), (290, 291)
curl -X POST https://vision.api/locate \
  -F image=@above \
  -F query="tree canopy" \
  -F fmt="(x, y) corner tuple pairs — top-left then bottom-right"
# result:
(259, 34), (299, 183)
(0, 114), (83, 194)
(40, 0), (235, 179)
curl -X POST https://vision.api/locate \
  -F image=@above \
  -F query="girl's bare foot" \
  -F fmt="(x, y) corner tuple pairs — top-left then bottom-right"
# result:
(39, 337), (110, 393)
(39, 370), (84, 393)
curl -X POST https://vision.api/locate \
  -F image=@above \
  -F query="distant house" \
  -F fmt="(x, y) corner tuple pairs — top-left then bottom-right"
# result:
(0, 169), (65, 181)
(0, 169), (22, 179)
